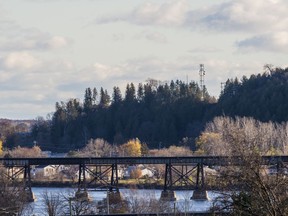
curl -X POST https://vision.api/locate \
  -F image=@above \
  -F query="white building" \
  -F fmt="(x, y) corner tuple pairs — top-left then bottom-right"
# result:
(123, 165), (154, 179)
(33, 165), (66, 177)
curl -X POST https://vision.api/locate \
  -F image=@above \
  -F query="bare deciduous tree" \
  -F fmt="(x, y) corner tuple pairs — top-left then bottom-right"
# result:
(123, 189), (172, 214)
(150, 145), (193, 156)
(4, 146), (46, 158)
(0, 169), (28, 216)
(62, 190), (97, 215)
(196, 116), (288, 156)
(41, 190), (97, 216)
(41, 190), (63, 216)
(194, 116), (288, 215)
(212, 150), (288, 215)
(77, 138), (114, 157)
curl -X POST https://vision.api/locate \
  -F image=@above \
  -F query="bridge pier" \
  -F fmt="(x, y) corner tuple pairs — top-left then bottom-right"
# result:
(76, 163), (90, 200)
(191, 163), (208, 200)
(160, 163), (177, 201)
(24, 165), (35, 202)
(75, 189), (90, 201)
(107, 190), (128, 213)
(107, 190), (122, 203)
(191, 189), (208, 200)
(25, 189), (35, 202)
(160, 190), (177, 201)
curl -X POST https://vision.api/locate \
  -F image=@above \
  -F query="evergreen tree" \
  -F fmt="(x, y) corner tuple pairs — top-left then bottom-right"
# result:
(99, 88), (110, 108)
(92, 87), (98, 106)
(84, 87), (93, 111)
(125, 83), (136, 102)
(31, 78), (215, 151)
(112, 86), (122, 104)
(137, 83), (144, 102)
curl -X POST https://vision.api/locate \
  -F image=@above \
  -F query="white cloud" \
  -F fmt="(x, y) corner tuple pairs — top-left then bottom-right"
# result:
(1, 0), (286, 119)
(0, 55), (73, 89)
(0, 55), (77, 118)
(80, 63), (124, 82)
(237, 32), (288, 52)
(131, 0), (189, 26)
(77, 57), (261, 95)
(43, 36), (69, 49)
(0, 74), (12, 85)
(1, 52), (41, 70)
(65, 58), (185, 94)
(98, 0), (190, 27)
(0, 11), (70, 52)
(0, 31), (70, 51)
(134, 31), (167, 43)
(189, 0), (288, 32)
(95, 0), (288, 54)
(0, 52), (266, 119)
(97, 0), (288, 33)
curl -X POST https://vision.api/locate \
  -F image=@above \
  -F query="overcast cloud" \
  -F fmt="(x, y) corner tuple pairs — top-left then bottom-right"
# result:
(237, 32), (288, 52)
(0, 0), (287, 119)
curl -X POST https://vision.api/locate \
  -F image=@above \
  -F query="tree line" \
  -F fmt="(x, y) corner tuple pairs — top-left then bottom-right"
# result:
(28, 79), (215, 152)
(2, 66), (288, 152)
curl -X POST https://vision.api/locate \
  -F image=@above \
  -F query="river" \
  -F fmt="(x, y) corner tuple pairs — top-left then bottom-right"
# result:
(25, 187), (219, 215)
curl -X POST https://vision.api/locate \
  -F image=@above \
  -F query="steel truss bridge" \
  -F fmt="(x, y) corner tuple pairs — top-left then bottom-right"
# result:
(1, 156), (288, 201)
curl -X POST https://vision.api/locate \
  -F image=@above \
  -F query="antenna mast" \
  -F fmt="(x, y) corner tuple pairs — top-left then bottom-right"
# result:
(199, 64), (205, 101)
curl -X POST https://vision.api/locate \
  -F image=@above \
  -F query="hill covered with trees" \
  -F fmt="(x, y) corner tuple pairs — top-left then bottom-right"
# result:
(44, 79), (215, 151)
(215, 66), (288, 122)
(2, 66), (288, 152)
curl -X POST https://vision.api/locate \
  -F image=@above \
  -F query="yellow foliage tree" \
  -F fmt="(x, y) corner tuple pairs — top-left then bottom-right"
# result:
(130, 168), (142, 179)
(0, 140), (2, 156)
(121, 138), (142, 157)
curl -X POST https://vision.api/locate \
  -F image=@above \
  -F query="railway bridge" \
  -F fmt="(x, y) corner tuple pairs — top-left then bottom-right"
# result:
(1, 156), (287, 202)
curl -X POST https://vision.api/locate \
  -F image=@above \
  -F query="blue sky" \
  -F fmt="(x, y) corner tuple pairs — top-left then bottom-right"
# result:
(0, 0), (287, 119)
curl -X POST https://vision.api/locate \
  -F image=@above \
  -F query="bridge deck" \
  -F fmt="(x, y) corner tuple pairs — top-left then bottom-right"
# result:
(0, 156), (288, 166)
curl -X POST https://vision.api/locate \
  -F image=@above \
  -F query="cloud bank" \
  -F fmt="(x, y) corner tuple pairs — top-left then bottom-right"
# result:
(98, 0), (288, 53)
(0, 0), (287, 119)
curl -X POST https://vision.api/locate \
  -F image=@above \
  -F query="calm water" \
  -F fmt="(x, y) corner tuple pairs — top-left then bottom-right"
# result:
(25, 187), (219, 215)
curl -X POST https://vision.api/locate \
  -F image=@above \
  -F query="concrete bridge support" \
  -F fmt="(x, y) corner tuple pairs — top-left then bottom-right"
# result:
(160, 190), (177, 201)
(76, 163), (89, 200)
(160, 163), (176, 201)
(191, 163), (208, 200)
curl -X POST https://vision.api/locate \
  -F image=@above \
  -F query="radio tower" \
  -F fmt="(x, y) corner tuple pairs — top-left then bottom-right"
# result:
(199, 64), (205, 101)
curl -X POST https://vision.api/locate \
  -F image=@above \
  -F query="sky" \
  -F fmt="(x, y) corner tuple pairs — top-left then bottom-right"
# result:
(0, 0), (287, 119)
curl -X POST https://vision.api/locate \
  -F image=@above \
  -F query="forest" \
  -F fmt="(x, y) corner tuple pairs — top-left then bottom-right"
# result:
(1, 66), (288, 152)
